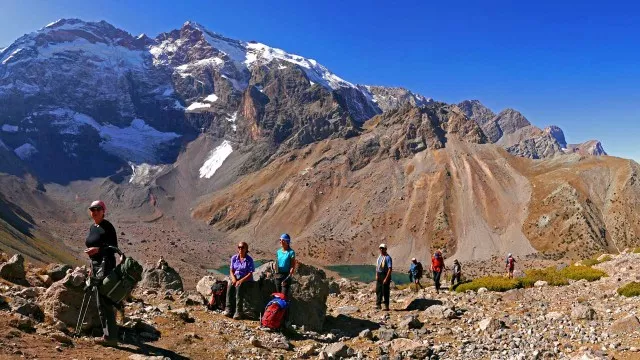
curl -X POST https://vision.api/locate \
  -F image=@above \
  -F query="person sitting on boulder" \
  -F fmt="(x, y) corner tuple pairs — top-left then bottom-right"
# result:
(224, 241), (255, 320)
(408, 258), (424, 289)
(275, 234), (296, 297)
(451, 259), (462, 288)
(84, 200), (121, 346)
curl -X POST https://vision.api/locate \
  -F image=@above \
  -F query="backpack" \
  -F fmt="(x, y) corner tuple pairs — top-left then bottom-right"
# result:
(207, 280), (227, 311)
(507, 257), (515, 268)
(416, 262), (423, 278)
(98, 256), (143, 304)
(261, 293), (288, 330)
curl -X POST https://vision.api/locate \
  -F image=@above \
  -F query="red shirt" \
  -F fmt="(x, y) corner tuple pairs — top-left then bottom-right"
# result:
(432, 256), (444, 272)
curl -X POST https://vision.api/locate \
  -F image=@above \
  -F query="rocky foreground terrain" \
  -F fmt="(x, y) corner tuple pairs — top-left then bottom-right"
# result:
(0, 249), (639, 360)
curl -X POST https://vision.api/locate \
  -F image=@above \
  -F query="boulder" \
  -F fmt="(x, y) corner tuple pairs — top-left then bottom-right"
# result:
(478, 317), (505, 333)
(610, 315), (640, 334)
(46, 264), (72, 282)
(324, 342), (350, 358)
(40, 267), (100, 330)
(11, 298), (44, 322)
(399, 315), (422, 329)
(390, 338), (424, 355)
(195, 274), (227, 299)
(378, 328), (396, 341)
(15, 286), (46, 299)
(534, 280), (548, 288)
(237, 261), (329, 331)
(335, 306), (359, 315)
(139, 262), (183, 292)
(9, 314), (35, 332)
(0, 254), (26, 283)
(571, 304), (596, 320)
(423, 304), (456, 320)
(545, 312), (564, 321)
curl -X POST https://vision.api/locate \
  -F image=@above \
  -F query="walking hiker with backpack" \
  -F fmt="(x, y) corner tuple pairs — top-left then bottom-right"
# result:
(451, 259), (462, 288)
(275, 234), (296, 297)
(408, 258), (424, 289)
(431, 250), (445, 293)
(505, 253), (516, 279)
(84, 200), (121, 346)
(224, 241), (255, 320)
(375, 244), (392, 310)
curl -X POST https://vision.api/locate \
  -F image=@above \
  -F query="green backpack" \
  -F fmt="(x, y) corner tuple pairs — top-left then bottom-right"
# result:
(99, 256), (143, 304)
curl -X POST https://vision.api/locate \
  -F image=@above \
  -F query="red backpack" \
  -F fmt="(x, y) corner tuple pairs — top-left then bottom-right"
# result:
(207, 280), (227, 311)
(261, 293), (288, 330)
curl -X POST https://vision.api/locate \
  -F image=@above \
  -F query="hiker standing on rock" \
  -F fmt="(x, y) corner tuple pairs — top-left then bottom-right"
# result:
(275, 234), (296, 297)
(375, 244), (392, 311)
(505, 253), (516, 279)
(431, 250), (445, 293)
(84, 200), (121, 346)
(408, 258), (424, 289)
(225, 241), (255, 320)
(451, 259), (462, 288)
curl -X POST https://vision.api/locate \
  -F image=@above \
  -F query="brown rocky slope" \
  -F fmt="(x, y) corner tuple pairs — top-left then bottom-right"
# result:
(193, 103), (640, 267)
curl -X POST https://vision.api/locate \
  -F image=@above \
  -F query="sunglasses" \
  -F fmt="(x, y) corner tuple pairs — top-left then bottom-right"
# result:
(89, 208), (103, 212)
(237, 246), (246, 249)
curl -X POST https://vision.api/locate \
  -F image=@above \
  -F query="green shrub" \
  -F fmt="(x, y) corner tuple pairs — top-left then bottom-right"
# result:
(520, 267), (569, 287)
(632, 248), (640, 254)
(581, 254), (612, 266)
(617, 282), (640, 297)
(560, 266), (606, 282)
(455, 276), (520, 293)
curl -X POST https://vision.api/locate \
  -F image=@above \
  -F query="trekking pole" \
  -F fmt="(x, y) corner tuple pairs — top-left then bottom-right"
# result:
(75, 285), (94, 337)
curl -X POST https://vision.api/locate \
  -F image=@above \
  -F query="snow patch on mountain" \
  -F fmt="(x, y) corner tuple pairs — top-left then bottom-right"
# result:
(129, 162), (168, 186)
(2, 124), (19, 132)
(227, 112), (237, 131)
(204, 94), (218, 102)
(199, 140), (232, 179)
(36, 38), (147, 71)
(46, 109), (179, 162)
(186, 102), (211, 112)
(14, 143), (37, 160)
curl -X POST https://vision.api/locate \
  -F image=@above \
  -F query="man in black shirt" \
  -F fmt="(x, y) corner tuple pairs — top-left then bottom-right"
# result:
(85, 200), (120, 346)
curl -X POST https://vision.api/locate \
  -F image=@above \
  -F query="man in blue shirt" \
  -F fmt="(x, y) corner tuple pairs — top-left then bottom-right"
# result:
(224, 241), (254, 319)
(275, 233), (296, 297)
(375, 243), (392, 311)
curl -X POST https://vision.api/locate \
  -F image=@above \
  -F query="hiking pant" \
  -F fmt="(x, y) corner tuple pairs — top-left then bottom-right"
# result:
(451, 273), (461, 286)
(275, 273), (291, 298)
(97, 294), (118, 341)
(226, 281), (249, 315)
(376, 275), (390, 307)
(433, 271), (442, 291)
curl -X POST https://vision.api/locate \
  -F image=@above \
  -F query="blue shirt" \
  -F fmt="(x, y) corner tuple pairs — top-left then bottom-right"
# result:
(376, 254), (392, 274)
(276, 248), (295, 274)
(230, 254), (255, 280)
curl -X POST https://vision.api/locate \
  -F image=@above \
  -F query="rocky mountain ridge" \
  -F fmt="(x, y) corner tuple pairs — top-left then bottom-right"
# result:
(458, 100), (606, 159)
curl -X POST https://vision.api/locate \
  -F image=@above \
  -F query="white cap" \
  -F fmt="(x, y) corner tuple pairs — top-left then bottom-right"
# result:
(508, 253), (512, 257)
(411, 257), (416, 261)
(379, 243), (387, 249)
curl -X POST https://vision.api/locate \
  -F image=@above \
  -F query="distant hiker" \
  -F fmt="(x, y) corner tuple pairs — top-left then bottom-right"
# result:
(375, 244), (392, 310)
(451, 259), (462, 287)
(275, 234), (296, 297)
(431, 250), (445, 293)
(224, 241), (255, 320)
(84, 200), (120, 346)
(408, 258), (424, 289)
(505, 253), (516, 279)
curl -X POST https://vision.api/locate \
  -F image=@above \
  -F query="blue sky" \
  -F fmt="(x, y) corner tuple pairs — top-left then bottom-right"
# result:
(2, 0), (639, 161)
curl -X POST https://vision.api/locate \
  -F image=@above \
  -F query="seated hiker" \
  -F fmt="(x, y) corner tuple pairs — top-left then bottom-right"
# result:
(224, 241), (255, 320)
(451, 259), (462, 287)
(275, 234), (296, 297)
(408, 258), (424, 289)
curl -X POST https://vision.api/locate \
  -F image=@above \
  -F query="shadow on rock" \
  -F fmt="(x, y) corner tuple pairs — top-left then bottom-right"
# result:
(324, 314), (381, 338)
(405, 298), (443, 311)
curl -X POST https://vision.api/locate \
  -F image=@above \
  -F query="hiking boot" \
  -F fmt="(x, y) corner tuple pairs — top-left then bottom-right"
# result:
(93, 336), (117, 347)
(223, 309), (233, 318)
(383, 305), (390, 311)
(233, 312), (243, 320)
(375, 304), (381, 310)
